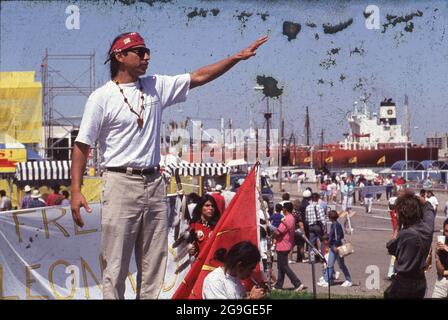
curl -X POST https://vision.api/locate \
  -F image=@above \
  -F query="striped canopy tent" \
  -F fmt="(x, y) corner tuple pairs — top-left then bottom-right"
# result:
(164, 162), (229, 178)
(15, 160), (71, 185)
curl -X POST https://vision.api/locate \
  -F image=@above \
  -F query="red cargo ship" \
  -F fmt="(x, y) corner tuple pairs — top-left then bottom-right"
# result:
(289, 98), (438, 168)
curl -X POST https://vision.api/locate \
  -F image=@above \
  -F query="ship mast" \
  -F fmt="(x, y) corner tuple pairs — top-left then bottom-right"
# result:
(288, 132), (297, 165)
(404, 94), (410, 140)
(319, 128), (325, 167)
(304, 106), (311, 146)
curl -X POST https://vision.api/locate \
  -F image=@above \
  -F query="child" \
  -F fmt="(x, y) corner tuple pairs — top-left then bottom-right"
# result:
(270, 203), (285, 228)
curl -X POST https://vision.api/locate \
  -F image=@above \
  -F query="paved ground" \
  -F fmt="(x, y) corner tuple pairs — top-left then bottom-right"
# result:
(269, 182), (448, 298)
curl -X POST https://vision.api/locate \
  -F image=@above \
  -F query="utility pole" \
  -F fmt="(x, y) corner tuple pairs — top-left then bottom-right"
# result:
(305, 106), (311, 146)
(279, 95), (283, 192)
(404, 95), (410, 182)
(305, 106), (313, 169)
(319, 128), (324, 168)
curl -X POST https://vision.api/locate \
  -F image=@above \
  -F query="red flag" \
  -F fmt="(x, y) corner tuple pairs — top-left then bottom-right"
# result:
(172, 165), (262, 299)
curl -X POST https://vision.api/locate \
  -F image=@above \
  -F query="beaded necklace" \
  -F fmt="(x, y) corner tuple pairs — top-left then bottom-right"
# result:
(114, 79), (145, 128)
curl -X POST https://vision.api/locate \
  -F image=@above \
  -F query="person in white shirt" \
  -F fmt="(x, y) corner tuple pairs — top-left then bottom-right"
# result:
(0, 190), (12, 211)
(297, 174), (305, 194)
(203, 241), (265, 299)
(70, 31), (268, 299)
(328, 180), (337, 204)
(426, 190), (439, 214)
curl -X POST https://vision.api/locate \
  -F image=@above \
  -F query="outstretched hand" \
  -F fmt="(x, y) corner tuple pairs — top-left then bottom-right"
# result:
(236, 35), (268, 60)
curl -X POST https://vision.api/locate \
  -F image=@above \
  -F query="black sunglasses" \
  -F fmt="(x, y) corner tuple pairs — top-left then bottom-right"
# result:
(125, 47), (150, 59)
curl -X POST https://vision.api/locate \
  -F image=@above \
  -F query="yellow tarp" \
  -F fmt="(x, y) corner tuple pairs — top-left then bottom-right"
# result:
(81, 177), (102, 203)
(0, 72), (42, 144)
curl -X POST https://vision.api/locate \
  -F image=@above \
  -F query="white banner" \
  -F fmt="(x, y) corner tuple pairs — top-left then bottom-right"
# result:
(0, 197), (190, 300)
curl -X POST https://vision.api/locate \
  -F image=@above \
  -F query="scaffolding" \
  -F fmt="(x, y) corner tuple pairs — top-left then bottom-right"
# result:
(40, 50), (96, 163)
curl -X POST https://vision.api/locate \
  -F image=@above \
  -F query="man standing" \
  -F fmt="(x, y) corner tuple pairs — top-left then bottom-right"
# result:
(70, 32), (268, 299)
(297, 173), (305, 194)
(341, 176), (355, 233)
(305, 193), (327, 258)
(20, 185), (32, 209)
(28, 189), (46, 208)
(0, 190), (12, 211)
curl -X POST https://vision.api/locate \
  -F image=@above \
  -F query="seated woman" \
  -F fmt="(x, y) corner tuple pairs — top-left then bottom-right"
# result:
(202, 241), (265, 299)
(188, 194), (221, 257)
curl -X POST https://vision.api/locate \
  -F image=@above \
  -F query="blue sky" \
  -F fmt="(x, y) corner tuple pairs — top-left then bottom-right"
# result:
(1, 0), (447, 144)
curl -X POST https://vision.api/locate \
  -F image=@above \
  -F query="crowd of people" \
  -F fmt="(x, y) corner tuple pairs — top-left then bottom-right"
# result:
(184, 183), (355, 300)
(0, 184), (71, 211)
(1, 175), (447, 299)
(2, 171), (447, 299)
(315, 172), (401, 207)
(261, 190), (353, 291)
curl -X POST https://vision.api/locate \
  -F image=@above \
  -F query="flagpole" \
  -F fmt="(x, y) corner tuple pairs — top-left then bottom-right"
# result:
(255, 161), (273, 290)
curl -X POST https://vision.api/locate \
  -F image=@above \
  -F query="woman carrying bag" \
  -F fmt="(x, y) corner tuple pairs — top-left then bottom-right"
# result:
(318, 210), (353, 288)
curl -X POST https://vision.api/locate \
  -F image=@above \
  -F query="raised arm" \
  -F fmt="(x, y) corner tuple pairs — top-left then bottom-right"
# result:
(189, 36), (268, 89)
(70, 142), (92, 227)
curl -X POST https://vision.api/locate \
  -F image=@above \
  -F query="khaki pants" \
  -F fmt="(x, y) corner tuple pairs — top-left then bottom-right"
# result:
(101, 171), (168, 299)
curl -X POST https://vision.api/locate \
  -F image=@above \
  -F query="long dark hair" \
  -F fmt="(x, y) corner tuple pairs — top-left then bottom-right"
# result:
(214, 241), (260, 270)
(191, 194), (221, 226)
(395, 192), (423, 229)
(110, 56), (120, 79)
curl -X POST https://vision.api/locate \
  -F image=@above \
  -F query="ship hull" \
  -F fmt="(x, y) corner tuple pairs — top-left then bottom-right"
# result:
(162, 144), (438, 168)
(290, 146), (439, 168)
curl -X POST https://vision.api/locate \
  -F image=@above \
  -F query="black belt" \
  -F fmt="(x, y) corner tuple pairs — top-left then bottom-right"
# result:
(106, 166), (160, 175)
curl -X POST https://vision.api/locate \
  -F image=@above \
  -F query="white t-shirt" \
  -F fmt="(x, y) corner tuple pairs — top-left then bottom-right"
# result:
(76, 74), (190, 168)
(0, 196), (12, 211)
(202, 267), (246, 299)
(427, 196), (439, 210)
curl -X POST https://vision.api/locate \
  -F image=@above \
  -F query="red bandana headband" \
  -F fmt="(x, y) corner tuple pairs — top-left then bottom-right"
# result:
(105, 32), (146, 64)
